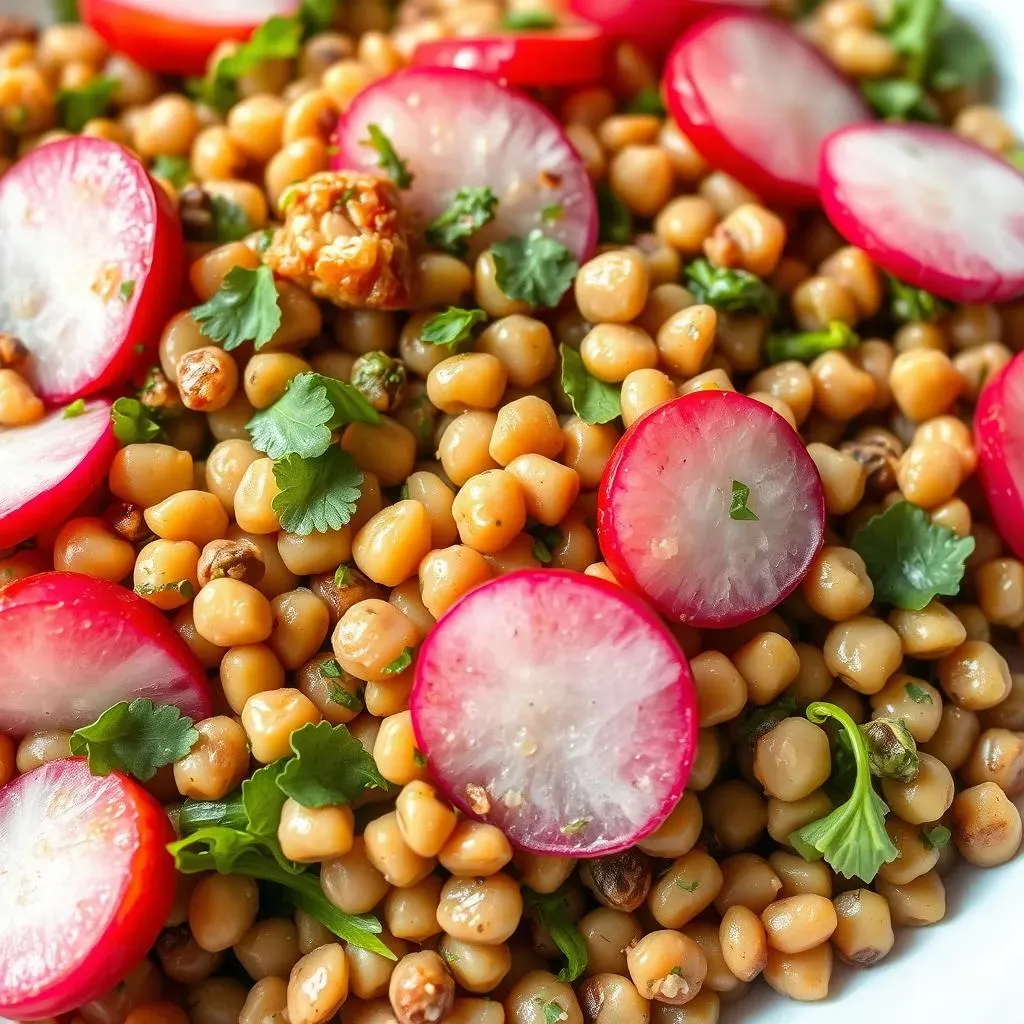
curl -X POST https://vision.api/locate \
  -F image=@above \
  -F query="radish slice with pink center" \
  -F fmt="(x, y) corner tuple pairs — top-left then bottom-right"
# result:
(598, 391), (825, 628)
(976, 353), (1024, 559)
(0, 399), (117, 549)
(821, 124), (1024, 303)
(332, 68), (597, 259)
(411, 570), (697, 856)
(0, 137), (184, 403)
(663, 12), (869, 206)
(0, 572), (211, 733)
(0, 759), (176, 1019)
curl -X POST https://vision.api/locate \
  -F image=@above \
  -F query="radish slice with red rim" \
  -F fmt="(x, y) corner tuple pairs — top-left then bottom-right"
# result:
(821, 123), (1024, 304)
(0, 399), (117, 550)
(80, 0), (301, 74)
(411, 569), (697, 856)
(0, 759), (176, 1020)
(976, 353), (1024, 560)
(332, 68), (597, 259)
(663, 12), (869, 206)
(411, 25), (611, 87)
(598, 391), (826, 628)
(0, 572), (212, 733)
(0, 137), (184, 404)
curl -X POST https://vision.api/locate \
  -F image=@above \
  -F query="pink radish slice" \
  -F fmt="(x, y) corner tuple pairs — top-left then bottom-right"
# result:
(0, 399), (117, 549)
(411, 569), (697, 856)
(821, 124), (1024, 303)
(0, 137), (184, 404)
(0, 572), (211, 733)
(663, 12), (869, 206)
(975, 352), (1024, 559)
(598, 391), (825, 629)
(332, 68), (597, 259)
(0, 759), (176, 1019)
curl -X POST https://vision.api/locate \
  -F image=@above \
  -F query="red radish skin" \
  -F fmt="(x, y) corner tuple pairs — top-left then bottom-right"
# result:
(411, 25), (611, 87)
(332, 68), (597, 260)
(975, 353), (1024, 560)
(411, 570), (697, 856)
(81, 0), (300, 75)
(598, 391), (826, 629)
(0, 573), (211, 733)
(0, 400), (117, 550)
(0, 137), (184, 404)
(821, 124), (1024, 304)
(0, 759), (176, 1020)
(664, 12), (869, 206)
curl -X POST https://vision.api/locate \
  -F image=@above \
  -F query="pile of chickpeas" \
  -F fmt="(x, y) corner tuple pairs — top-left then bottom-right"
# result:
(2, 1), (1024, 1023)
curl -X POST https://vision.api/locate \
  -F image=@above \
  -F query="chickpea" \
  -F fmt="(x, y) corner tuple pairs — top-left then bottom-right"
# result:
(562, 418), (620, 490)
(574, 249), (649, 324)
(418, 544), (491, 620)
(53, 517), (136, 582)
(626, 930), (707, 1005)
(823, 616), (902, 695)
(731, 632), (801, 705)
(876, 870), (947, 928)
(388, 950), (455, 1024)
(233, 458), (281, 535)
(278, 799), (355, 863)
(869, 673), (943, 743)
(476, 315), (558, 388)
(801, 546), (874, 621)
(718, 906), (767, 983)
(648, 850), (722, 928)
(951, 781), (1023, 867)
(704, 204), (786, 277)
(610, 146), (675, 217)
(234, 918), (300, 982)
(760, 894), (837, 955)
(427, 353), (508, 414)
(241, 687), (320, 763)
(341, 417), (418, 489)
(889, 349), (963, 422)
(702, 780), (767, 853)
(881, 753), (955, 824)
(767, 791), (834, 850)
(322, 838), (391, 915)
(239, 978), (288, 1024)
(488, 395), (564, 466)
(656, 305), (717, 378)
(365, 811), (436, 889)
(897, 440), (963, 508)
(830, 889), (894, 966)
(173, 716), (249, 801)
(332, 599), (419, 683)
(15, 731), (73, 773)
(809, 351), (876, 421)
(437, 873), (523, 945)
(620, 368), (677, 427)
(638, 791), (703, 860)
(287, 944), (349, 1024)
(807, 443), (867, 515)
(938, 641), (1012, 711)
(157, 927), (222, 984)
(763, 944), (832, 1002)
(189, 875), (259, 953)
(754, 718), (832, 802)
(110, 444), (194, 507)
(144, 490), (229, 548)
(689, 651), (747, 728)
(383, 874), (444, 945)
(133, 539), (200, 611)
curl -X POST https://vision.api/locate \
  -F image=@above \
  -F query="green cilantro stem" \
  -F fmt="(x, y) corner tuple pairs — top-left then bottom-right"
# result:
(178, 796), (248, 834)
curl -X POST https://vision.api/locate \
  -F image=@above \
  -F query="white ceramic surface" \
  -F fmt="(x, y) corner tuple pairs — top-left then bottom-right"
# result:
(2, 0), (1023, 1021)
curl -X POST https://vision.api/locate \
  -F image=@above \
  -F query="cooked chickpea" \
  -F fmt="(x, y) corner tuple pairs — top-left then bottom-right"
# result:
(823, 616), (903, 695)
(763, 944), (832, 1002)
(287, 944), (348, 1024)
(235, 918), (299, 982)
(938, 641), (1012, 710)
(809, 351), (876, 421)
(332, 598), (419, 683)
(951, 781), (1023, 867)
(561, 418), (621, 490)
(801, 546), (874, 621)
(830, 889), (894, 966)
(418, 544), (491, 619)
(626, 930), (707, 1005)
(110, 444), (194, 507)
(767, 791), (834, 849)
(241, 687), (320, 764)
(427, 353), (508, 414)
(881, 753), (955, 824)
(233, 458), (281, 535)
(768, 851), (832, 900)
(897, 440), (963, 508)
(365, 811), (436, 889)
(437, 873), (523, 945)
(574, 249), (649, 324)
(731, 632), (801, 705)
(321, 837), (390, 915)
(760, 895), (837, 954)
(173, 716), (249, 801)
(189, 875), (259, 953)
(341, 417), (418, 488)
(52, 517), (136, 581)
(648, 850), (722, 929)
(475, 315), (557, 388)
(754, 718), (832, 802)
(704, 203), (786, 277)
(278, 799), (355, 863)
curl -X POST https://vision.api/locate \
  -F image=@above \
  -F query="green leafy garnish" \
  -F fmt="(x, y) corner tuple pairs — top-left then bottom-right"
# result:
(361, 124), (413, 189)
(426, 187), (498, 257)
(210, 195), (253, 243)
(328, 682), (364, 712)
(927, 14), (993, 90)
(192, 265), (282, 351)
(335, 564), (353, 587)
(529, 526), (562, 565)
(491, 232), (578, 308)
(560, 344), (620, 425)
(541, 204), (565, 223)
(421, 307), (488, 350)
(684, 258), (778, 318)
(765, 321), (858, 364)
(381, 647), (413, 676)
(905, 681), (933, 704)
(111, 397), (162, 445)
(52, 0), (80, 22)
(1010, 150), (1024, 172)
(851, 501), (975, 610)
(70, 700), (198, 781)
(272, 447), (364, 536)
(320, 659), (343, 679)
(790, 702), (899, 882)
(119, 280), (136, 302)
(62, 399), (86, 419)
(56, 76), (118, 133)
(626, 85), (667, 116)
(241, 760), (291, 840)
(523, 888), (588, 982)
(247, 372), (381, 460)
(675, 879), (699, 892)
(150, 155), (192, 189)
(596, 182), (633, 245)
(882, 0), (943, 83)
(888, 275), (948, 323)
(729, 480), (759, 522)
(501, 9), (556, 29)
(738, 695), (798, 745)
(298, 0), (341, 35)
(861, 78), (940, 122)
(276, 722), (390, 808)
(920, 824), (952, 850)
(543, 1002), (568, 1024)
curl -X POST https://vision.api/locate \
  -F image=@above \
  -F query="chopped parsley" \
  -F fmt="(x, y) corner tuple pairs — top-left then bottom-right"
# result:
(560, 344), (621, 425)
(272, 448), (364, 536)
(729, 480), (759, 522)
(490, 231), (578, 308)
(905, 682), (933, 704)
(426, 187), (498, 257)
(765, 321), (859, 364)
(920, 824), (952, 850)
(56, 76), (118, 133)
(502, 9), (557, 29)
(192, 265), (282, 351)
(119, 280), (136, 303)
(360, 124), (414, 189)
(62, 399), (86, 419)
(421, 307), (488, 350)
(110, 397), (162, 445)
(684, 258), (778, 318)
(381, 647), (414, 676)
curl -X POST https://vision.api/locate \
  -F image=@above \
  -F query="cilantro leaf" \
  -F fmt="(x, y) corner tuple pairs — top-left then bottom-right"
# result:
(491, 232), (578, 308)
(851, 501), (975, 611)
(242, 760), (291, 838)
(626, 86), (666, 116)
(111, 397), (162, 445)
(926, 12), (993, 91)
(426, 187), (499, 257)
(523, 888), (588, 982)
(299, 0), (340, 35)
(791, 702), (899, 882)
(888, 275), (948, 323)
(765, 321), (859, 364)
(361, 124), (413, 189)
(56, 76), (118, 133)
(151, 155), (192, 190)
(560, 344), (620, 425)
(543, 1003), (567, 1024)
(272, 448), (364, 536)
(921, 824), (951, 850)
(861, 78), (941, 122)
(70, 699), (198, 781)
(192, 265), (282, 351)
(881, 0), (943, 82)
(421, 307), (487, 349)
(905, 681), (933, 704)
(63, 399), (86, 419)
(596, 182), (633, 245)
(502, 9), (556, 29)
(684, 258), (778, 318)
(210, 195), (253, 243)
(276, 722), (390, 808)
(729, 480), (759, 522)
(381, 647), (413, 676)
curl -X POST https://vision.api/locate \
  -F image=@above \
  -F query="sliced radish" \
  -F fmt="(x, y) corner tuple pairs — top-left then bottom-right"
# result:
(821, 124), (1024, 304)
(0, 759), (175, 1019)
(0, 572), (211, 733)
(412, 569), (697, 856)
(976, 353), (1024, 560)
(597, 391), (825, 629)
(411, 25), (611, 87)
(663, 12), (869, 206)
(0, 137), (184, 404)
(81, 0), (301, 74)
(332, 68), (597, 259)
(0, 400), (117, 550)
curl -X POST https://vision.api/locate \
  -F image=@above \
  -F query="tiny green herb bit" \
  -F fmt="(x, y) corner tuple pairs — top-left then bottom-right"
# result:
(119, 280), (137, 303)
(888, 275), (948, 322)
(56, 76), (119, 133)
(596, 182), (633, 245)
(150, 155), (193, 190)
(491, 232), (578, 308)
(543, 1002), (569, 1024)
(62, 399), (86, 419)
(413, 748), (428, 768)
(502, 9), (557, 29)
(523, 887), (589, 982)
(729, 480), (759, 522)
(426, 187), (499, 257)
(52, 0), (80, 23)
(851, 500), (975, 610)
(381, 647), (414, 676)
(738, 694), (798, 745)
(320, 658), (343, 679)
(675, 879), (699, 892)
(327, 681), (364, 712)
(541, 204), (565, 223)
(192, 265), (282, 352)
(861, 718), (920, 782)
(560, 344), (621, 426)
(209, 194), (253, 244)
(361, 124), (414, 189)
(136, 579), (195, 600)
(684, 258), (778, 318)
(626, 85), (667, 117)
(560, 818), (589, 836)
(111, 397), (162, 445)
(905, 681), (933, 704)
(881, 0), (944, 82)
(765, 321), (859, 365)
(272, 447), (364, 536)
(790, 702), (899, 882)
(920, 824), (952, 850)
(421, 307), (488, 349)
(861, 78), (941, 122)
(335, 564), (353, 587)
(529, 525), (563, 565)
